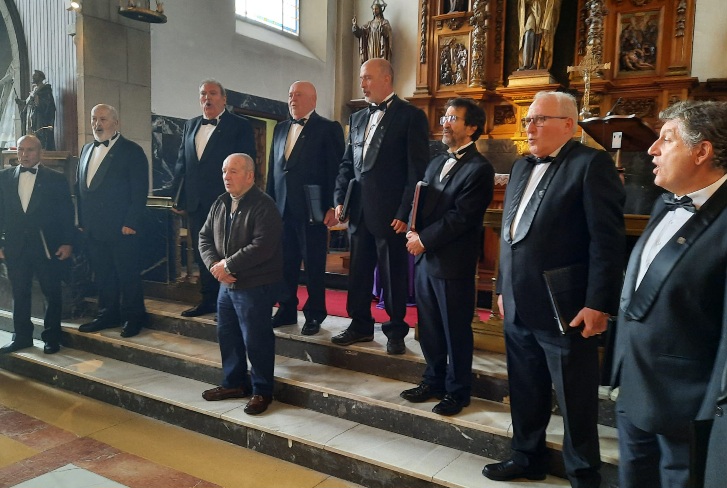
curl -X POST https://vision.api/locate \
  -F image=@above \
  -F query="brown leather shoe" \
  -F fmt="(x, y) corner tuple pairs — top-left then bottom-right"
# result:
(244, 394), (273, 415)
(202, 386), (249, 401)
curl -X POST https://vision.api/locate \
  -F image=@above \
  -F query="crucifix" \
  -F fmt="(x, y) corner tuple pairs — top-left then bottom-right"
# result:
(567, 45), (611, 122)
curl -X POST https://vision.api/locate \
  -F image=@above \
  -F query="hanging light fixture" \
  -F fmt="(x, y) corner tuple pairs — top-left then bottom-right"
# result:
(118, 0), (167, 24)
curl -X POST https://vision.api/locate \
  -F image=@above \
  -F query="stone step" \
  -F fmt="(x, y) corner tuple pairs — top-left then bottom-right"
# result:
(0, 308), (619, 486)
(0, 328), (570, 488)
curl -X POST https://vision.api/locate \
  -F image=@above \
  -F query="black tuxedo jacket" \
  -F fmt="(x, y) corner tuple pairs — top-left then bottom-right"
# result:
(498, 140), (626, 329)
(172, 110), (256, 214)
(266, 111), (344, 222)
(77, 135), (149, 241)
(0, 165), (75, 260)
(612, 182), (727, 437)
(415, 145), (494, 280)
(334, 95), (429, 236)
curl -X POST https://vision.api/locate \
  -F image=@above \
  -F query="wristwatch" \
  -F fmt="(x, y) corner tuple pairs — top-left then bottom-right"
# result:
(223, 262), (232, 275)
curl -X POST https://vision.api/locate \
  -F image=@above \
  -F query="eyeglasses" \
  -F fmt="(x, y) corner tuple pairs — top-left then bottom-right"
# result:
(439, 115), (459, 125)
(520, 115), (569, 130)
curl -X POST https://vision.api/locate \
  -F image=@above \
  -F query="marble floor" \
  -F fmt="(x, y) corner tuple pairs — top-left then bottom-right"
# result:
(0, 369), (362, 488)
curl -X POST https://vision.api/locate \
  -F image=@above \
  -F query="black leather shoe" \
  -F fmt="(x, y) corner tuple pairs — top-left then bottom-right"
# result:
(271, 312), (297, 328)
(181, 303), (216, 317)
(386, 338), (406, 355)
(244, 394), (273, 415)
(202, 386), (250, 401)
(400, 383), (445, 403)
(432, 393), (470, 416)
(482, 459), (547, 481)
(331, 329), (374, 346)
(43, 342), (60, 354)
(0, 340), (33, 354)
(78, 319), (118, 333)
(301, 319), (321, 336)
(120, 321), (142, 338)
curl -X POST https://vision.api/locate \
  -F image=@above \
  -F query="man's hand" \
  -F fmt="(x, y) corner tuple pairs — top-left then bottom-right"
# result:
(334, 204), (345, 222)
(391, 219), (407, 234)
(55, 245), (72, 261)
(497, 294), (505, 320)
(324, 208), (339, 227)
(170, 207), (186, 216)
(570, 307), (609, 338)
(121, 226), (136, 235)
(210, 259), (237, 284)
(405, 230), (425, 256)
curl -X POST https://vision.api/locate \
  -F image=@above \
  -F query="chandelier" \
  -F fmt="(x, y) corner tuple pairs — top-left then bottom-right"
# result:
(118, 0), (167, 24)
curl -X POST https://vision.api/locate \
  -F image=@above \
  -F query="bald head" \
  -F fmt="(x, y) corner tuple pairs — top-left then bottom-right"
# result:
(288, 81), (317, 119)
(222, 153), (256, 198)
(360, 58), (394, 104)
(16, 135), (42, 168)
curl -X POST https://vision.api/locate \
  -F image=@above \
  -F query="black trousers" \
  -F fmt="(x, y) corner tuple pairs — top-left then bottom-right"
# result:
(346, 219), (409, 339)
(504, 312), (601, 488)
(189, 209), (218, 305)
(5, 240), (64, 344)
(87, 234), (146, 323)
(277, 216), (328, 323)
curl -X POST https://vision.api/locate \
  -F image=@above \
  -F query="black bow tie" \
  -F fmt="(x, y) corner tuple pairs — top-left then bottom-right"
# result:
(525, 155), (555, 164)
(369, 100), (390, 114)
(291, 118), (306, 126)
(201, 118), (218, 126)
(447, 147), (467, 160)
(662, 194), (696, 213)
(19, 166), (37, 174)
(93, 139), (110, 148)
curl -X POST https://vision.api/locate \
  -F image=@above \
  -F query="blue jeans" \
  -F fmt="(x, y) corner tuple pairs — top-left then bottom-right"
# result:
(217, 283), (276, 396)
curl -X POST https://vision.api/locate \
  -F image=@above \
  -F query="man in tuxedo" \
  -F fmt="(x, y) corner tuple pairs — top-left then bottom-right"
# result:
(0, 135), (74, 354)
(483, 91), (625, 487)
(400, 97), (494, 416)
(611, 101), (727, 488)
(266, 81), (344, 335)
(171, 79), (256, 317)
(76, 104), (149, 338)
(332, 58), (429, 354)
(199, 153), (282, 415)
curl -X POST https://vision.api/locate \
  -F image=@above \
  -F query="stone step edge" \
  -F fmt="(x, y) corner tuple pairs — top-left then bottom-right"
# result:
(0, 330), (568, 488)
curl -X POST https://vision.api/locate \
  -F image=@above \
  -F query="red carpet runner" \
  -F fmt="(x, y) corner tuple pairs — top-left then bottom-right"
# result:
(296, 286), (491, 326)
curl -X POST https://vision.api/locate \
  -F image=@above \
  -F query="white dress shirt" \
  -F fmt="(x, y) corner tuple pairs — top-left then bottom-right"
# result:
(284, 109), (313, 160)
(363, 92), (394, 160)
(439, 141), (474, 182)
(18, 164), (40, 212)
(636, 173), (727, 288)
(195, 110), (224, 160)
(86, 133), (120, 187)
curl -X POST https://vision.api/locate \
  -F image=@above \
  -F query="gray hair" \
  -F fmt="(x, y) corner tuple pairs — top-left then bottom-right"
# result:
(199, 79), (226, 97)
(532, 91), (579, 134)
(92, 104), (119, 121)
(659, 101), (727, 170)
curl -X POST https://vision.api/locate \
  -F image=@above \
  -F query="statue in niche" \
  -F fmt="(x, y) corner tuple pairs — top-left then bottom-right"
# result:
(353, 0), (392, 64)
(448, 0), (467, 13)
(619, 14), (658, 71)
(16, 70), (55, 150)
(517, 0), (562, 71)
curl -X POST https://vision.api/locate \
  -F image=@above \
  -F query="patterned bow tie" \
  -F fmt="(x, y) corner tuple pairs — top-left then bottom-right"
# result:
(93, 139), (110, 148)
(201, 118), (218, 126)
(525, 155), (555, 164)
(369, 100), (390, 114)
(662, 194), (696, 213)
(291, 118), (306, 126)
(447, 147), (467, 160)
(19, 166), (37, 174)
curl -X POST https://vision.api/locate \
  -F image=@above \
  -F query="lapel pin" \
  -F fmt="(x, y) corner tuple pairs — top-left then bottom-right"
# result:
(677, 237), (686, 245)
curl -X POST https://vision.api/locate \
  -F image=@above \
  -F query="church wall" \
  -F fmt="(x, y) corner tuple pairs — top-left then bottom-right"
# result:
(13, 0), (76, 154)
(150, 0), (341, 121)
(693, 0), (727, 80)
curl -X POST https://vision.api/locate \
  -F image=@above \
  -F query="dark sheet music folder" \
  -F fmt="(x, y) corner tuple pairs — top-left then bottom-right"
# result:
(303, 184), (325, 224)
(543, 263), (588, 335)
(410, 181), (428, 231)
(339, 179), (357, 223)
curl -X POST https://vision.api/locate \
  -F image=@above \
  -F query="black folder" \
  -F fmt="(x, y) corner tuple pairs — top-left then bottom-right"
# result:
(339, 179), (357, 223)
(543, 263), (588, 335)
(172, 176), (184, 209)
(689, 418), (714, 488)
(410, 181), (428, 231)
(303, 184), (325, 224)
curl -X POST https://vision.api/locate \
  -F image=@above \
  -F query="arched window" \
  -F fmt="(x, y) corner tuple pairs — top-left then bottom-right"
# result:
(235, 0), (300, 36)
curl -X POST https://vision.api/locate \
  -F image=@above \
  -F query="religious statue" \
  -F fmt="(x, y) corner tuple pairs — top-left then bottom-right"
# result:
(352, 0), (392, 65)
(16, 70), (55, 150)
(448, 0), (467, 13)
(517, 0), (562, 71)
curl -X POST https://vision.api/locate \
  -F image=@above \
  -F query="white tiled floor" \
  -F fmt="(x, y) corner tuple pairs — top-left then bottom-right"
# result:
(11, 464), (129, 488)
